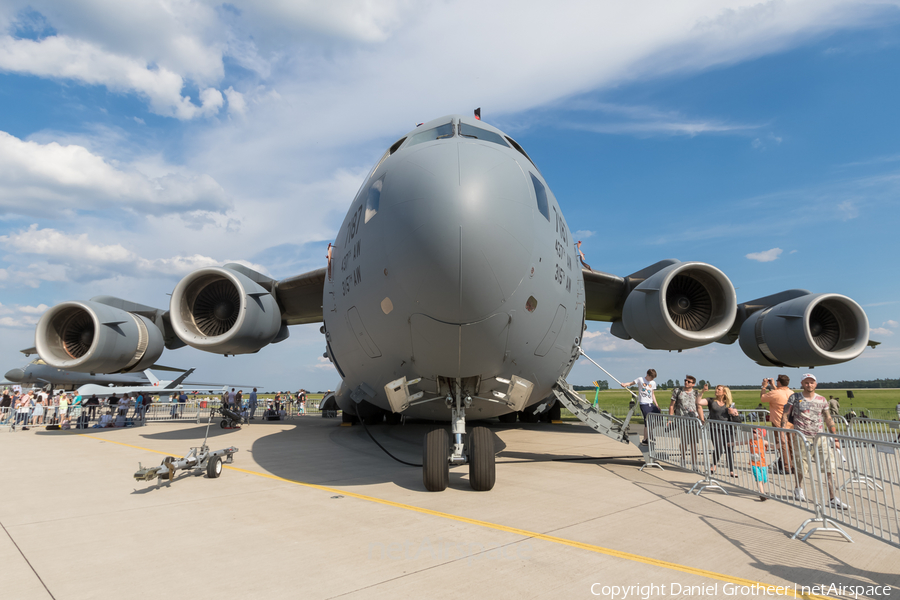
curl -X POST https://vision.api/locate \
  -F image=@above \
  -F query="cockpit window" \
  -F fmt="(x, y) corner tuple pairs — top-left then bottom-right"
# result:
(530, 173), (550, 222)
(364, 176), (384, 223)
(405, 123), (455, 148)
(459, 123), (510, 148)
(505, 136), (537, 170)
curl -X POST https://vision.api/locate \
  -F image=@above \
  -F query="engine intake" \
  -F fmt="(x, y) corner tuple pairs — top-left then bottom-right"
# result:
(35, 301), (164, 373)
(739, 293), (869, 367)
(621, 262), (737, 350)
(170, 267), (282, 355)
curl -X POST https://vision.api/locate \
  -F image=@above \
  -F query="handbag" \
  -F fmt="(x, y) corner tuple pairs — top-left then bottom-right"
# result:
(728, 412), (744, 423)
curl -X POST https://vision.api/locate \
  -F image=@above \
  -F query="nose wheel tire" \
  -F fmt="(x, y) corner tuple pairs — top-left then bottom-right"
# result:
(467, 426), (496, 491)
(423, 428), (449, 492)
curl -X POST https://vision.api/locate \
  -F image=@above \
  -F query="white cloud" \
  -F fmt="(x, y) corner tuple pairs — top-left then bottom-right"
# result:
(0, 130), (231, 216)
(16, 304), (49, 314)
(581, 329), (635, 353)
(0, 225), (268, 284)
(0, 302), (48, 328)
(224, 86), (247, 116)
(0, 34), (224, 119)
(837, 199), (859, 220)
(870, 327), (894, 337)
(0, 315), (40, 328)
(885, 320), (899, 328)
(574, 230), (595, 239)
(314, 356), (335, 370)
(746, 248), (783, 262)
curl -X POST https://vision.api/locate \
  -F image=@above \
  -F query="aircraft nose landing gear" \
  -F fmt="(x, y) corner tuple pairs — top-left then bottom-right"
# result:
(422, 387), (496, 492)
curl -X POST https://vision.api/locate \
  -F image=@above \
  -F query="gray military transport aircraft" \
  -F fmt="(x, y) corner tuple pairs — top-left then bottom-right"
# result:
(31, 114), (871, 492)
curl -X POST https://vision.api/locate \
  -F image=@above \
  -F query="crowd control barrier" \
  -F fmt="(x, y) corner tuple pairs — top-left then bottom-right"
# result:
(646, 414), (900, 548)
(812, 432), (900, 546)
(849, 418), (900, 444)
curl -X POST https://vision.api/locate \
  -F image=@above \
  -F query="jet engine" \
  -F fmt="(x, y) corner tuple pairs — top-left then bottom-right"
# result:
(170, 266), (283, 355)
(739, 293), (869, 367)
(621, 262), (737, 350)
(35, 301), (164, 373)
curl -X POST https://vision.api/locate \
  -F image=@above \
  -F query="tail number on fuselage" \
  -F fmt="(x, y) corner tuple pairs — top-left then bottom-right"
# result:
(340, 205), (365, 297)
(551, 207), (573, 294)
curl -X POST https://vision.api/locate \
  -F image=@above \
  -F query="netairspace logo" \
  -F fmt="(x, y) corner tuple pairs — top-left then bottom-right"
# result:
(369, 537), (531, 564)
(589, 582), (893, 599)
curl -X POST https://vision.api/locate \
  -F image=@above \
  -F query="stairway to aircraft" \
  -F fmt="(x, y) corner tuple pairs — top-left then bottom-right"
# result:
(551, 378), (651, 465)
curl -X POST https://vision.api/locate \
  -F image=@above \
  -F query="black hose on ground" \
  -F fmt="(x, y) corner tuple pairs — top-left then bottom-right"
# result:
(357, 414), (422, 467)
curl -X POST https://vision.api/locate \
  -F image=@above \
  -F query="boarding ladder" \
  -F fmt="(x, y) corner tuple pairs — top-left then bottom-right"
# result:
(551, 377), (652, 466)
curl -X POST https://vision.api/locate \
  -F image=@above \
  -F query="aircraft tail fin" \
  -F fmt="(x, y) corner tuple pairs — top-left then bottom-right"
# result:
(144, 370), (160, 386)
(164, 367), (196, 389)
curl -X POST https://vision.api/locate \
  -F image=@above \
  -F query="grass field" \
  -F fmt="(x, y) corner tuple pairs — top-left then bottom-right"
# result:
(574, 388), (900, 422)
(252, 390), (899, 422)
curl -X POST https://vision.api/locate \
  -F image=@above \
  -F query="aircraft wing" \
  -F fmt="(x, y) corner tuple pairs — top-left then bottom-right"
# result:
(582, 268), (627, 321)
(274, 267), (326, 325)
(76, 383), (226, 397)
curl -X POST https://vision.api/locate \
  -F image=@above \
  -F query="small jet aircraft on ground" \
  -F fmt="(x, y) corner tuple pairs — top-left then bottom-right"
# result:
(4, 357), (153, 390)
(29, 114), (871, 491)
(73, 368), (222, 399)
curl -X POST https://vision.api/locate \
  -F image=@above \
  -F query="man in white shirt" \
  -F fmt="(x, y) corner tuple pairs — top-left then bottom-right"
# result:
(622, 369), (659, 446)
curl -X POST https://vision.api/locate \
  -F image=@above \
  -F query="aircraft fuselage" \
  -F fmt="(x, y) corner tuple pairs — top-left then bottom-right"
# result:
(324, 115), (584, 419)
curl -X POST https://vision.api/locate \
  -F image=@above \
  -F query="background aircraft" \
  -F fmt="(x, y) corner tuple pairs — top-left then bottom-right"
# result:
(4, 357), (153, 390)
(28, 115), (871, 491)
(75, 368), (227, 399)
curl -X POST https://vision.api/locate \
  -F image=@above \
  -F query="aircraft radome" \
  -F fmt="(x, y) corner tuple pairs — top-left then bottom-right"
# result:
(30, 114), (871, 492)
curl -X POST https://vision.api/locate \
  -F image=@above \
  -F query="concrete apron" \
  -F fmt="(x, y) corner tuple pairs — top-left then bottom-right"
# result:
(0, 418), (895, 600)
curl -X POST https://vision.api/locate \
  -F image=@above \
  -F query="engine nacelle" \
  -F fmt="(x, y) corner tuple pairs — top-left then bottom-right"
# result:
(170, 267), (282, 355)
(35, 301), (164, 373)
(621, 262), (737, 350)
(739, 293), (869, 367)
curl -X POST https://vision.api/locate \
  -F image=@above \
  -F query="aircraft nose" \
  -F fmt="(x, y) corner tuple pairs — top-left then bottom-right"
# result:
(5, 368), (24, 382)
(381, 141), (535, 323)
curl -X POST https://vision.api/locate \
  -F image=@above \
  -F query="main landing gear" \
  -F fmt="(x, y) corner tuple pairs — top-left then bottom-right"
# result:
(422, 385), (495, 492)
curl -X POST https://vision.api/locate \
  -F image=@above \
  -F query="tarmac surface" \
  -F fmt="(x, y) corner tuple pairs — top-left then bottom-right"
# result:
(1, 416), (897, 600)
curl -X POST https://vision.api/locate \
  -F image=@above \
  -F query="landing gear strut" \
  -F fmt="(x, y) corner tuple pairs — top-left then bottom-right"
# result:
(421, 379), (496, 492)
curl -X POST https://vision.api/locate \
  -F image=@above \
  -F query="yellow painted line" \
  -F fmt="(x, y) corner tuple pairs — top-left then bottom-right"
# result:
(81, 433), (834, 600)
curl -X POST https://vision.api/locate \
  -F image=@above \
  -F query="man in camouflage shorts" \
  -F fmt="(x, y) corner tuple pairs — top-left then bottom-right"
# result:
(669, 375), (707, 469)
(781, 373), (848, 510)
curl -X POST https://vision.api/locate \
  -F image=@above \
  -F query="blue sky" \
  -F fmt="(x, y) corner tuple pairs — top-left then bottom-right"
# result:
(1, 1), (898, 391)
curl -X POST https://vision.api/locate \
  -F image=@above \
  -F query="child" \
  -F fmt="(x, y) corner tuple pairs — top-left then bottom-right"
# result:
(748, 428), (769, 501)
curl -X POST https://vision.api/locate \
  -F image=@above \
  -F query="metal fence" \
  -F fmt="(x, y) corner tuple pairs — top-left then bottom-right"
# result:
(646, 413), (900, 548)
(848, 417), (900, 444)
(734, 409), (769, 423)
(816, 432), (900, 545)
(5, 398), (332, 430)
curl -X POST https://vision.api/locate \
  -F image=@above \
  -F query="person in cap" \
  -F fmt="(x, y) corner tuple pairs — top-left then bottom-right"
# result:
(781, 373), (848, 510)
